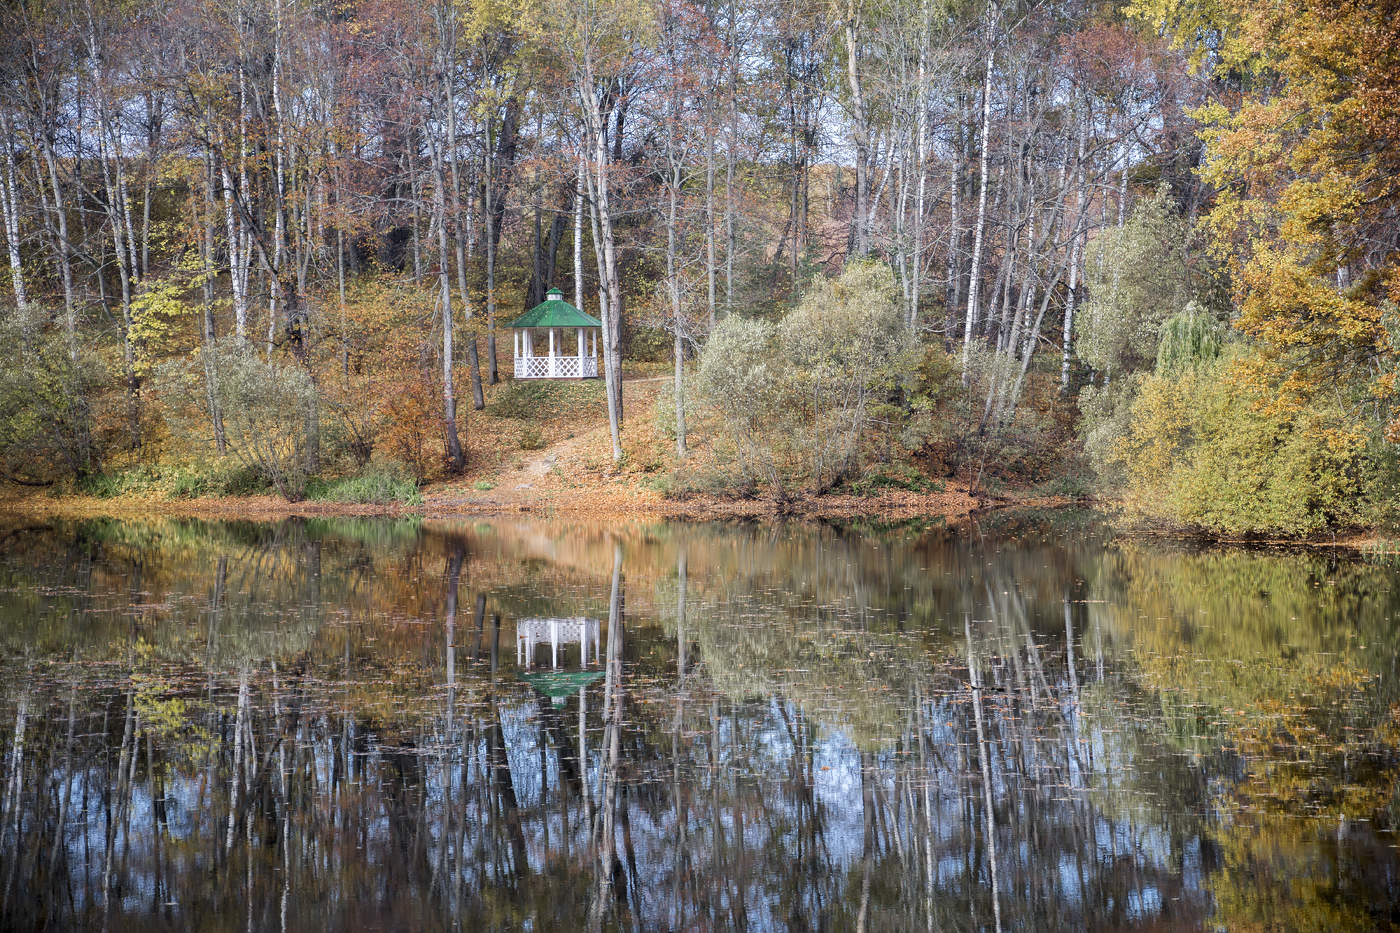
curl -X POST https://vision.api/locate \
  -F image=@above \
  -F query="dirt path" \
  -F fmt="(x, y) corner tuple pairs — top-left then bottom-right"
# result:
(425, 373), (673, 514)
(499, 423), (608, 489)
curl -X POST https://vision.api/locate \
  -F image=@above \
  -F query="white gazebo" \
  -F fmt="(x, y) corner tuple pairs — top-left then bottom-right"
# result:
(508, 287), (602, 379)
(515, 616), (601, 669)
(515, 616), (604, 708)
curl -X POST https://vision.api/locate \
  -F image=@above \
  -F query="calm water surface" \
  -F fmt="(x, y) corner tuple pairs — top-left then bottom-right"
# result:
(0, 511), (1397, 931)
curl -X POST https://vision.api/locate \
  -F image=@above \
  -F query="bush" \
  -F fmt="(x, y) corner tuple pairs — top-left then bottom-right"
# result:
(78, 467), (161, 499)
(1077, 378), (1139, 486)
(0, 313), (101, 483)
(667, 460), (757, 500)
(306, 461), (423, 505)
(1075, 187), (1204, 375)
(167, 460), (271, 498)
(1111, 350), (1391, 536)
(653, 389), (693, 441)
(694, 261), (915, 493)
(160, 338), (319, 500)
(894, 347), (963, 473)
(844, 463), (944, 497)
(695, 315), (785, 486)
(518, 425), (546, 450)
(625, 324), (672, 362)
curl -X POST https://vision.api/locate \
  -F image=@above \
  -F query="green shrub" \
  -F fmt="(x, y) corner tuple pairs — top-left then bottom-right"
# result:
(0, 312), (101, 483)
(1077, 379), (1138, 486)
(1075, 187), (1203, 375)
(78, 467), (161, 499)
(893, 347), (961, 464)
(215, 462), (272, 496)
(1029, 469), (1095, 499)
(489, 379), (601, 420)
(160, 338), (318, 500)
(845, 463), (944, 496)
(1112, 350), (1391, 536)
(667, 461), (756, 500)
(306, 462), (423, 506)
(518, 425), (546, 450)
(166, 461), (271, 498)
(694, 261), (914, 493)
(653, 389), (693, 441)
(1155, 302), (1225, 378)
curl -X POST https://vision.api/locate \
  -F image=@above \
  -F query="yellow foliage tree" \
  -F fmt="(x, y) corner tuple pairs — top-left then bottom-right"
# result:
(1129, 0), (1400, 433)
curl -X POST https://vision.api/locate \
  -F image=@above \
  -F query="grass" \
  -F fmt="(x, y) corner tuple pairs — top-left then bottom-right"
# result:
(1027, 471), (1096, 499)
(306, 464), (423, 506)
(1361, 538), (1400, 566)
(488, 379), (604, 420)
(77, 468), (161, 499)
(78, 462), (270, 499)
(844, 464), (944, 497)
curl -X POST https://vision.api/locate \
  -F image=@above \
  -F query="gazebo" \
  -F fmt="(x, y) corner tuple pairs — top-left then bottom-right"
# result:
(516, 616), (601, 669)
(507, 288), (602, 379)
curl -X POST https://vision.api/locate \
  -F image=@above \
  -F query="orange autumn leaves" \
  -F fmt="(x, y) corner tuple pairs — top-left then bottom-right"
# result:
(321, 279), (445, 479)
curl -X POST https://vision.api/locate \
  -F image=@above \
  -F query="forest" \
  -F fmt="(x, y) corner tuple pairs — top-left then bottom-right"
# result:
(0, 0), (1396, 536)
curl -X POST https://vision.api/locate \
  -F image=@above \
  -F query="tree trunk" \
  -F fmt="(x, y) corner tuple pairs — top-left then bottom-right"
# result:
(946, 96), (964, 343)
(843, 0), (871, 258)
(574, 154), (586, 311)
(961, 3), (997, 383)
(428, 122), (466, 471)
(0, 114), (29, 317)
(705, 98), (717, 327)
(89, 24), (141, 448)
(724, 9), (738, 313)
(201, 141), (227, 454)
(439, 2), (485, 409)
(910, 4), (930, 330)
(576, 52), (625, 463)
(1061, 109), (1087, 393)
(665, 150), (686, 460)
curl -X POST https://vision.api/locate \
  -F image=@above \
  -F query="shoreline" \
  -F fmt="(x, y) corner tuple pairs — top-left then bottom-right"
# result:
(0, 486), (1390, 551)
(0, 481), (994, 525)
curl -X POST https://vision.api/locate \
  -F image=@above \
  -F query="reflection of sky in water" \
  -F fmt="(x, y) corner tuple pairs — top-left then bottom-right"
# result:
(0, 513), (1397, 931)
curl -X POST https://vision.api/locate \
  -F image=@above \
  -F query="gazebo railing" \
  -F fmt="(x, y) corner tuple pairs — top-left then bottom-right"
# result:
(514, 355), (598, 379)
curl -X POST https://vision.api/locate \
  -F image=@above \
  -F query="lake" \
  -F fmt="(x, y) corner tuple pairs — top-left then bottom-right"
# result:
(0, 511), (1396, 931)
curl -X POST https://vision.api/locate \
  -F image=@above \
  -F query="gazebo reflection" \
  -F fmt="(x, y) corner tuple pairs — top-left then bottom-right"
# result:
(515, 616), (601, 669)
(516, 617), (605, 709)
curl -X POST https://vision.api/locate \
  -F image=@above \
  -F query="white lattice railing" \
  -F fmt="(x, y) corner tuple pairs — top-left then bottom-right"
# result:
(514, 355), (599, 379)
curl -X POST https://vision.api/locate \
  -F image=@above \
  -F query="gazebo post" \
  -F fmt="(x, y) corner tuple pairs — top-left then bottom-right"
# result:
(576, 327), (583, 372)
(548, 327), (556, 377)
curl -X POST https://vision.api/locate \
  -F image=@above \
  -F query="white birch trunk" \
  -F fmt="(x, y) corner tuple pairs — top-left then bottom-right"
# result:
(961, 2), (997, 383)
(0, 114), (29, 316)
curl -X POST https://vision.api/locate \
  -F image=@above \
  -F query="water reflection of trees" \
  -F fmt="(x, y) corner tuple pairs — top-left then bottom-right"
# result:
(0, 516), (1396, 930)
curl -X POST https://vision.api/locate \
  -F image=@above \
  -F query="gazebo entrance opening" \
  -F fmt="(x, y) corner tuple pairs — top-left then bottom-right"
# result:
(508, 287), (602, 380)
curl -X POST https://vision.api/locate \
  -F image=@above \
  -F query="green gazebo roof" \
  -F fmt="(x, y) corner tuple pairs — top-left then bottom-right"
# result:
(519, 669), (605, 700)
(507, 288), (603, 329)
